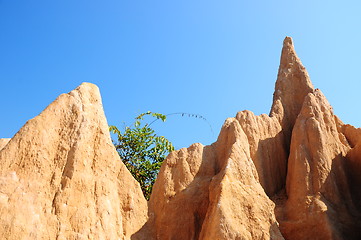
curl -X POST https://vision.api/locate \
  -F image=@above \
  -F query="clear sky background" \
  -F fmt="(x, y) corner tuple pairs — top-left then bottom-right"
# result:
(1, 1), (360, 150)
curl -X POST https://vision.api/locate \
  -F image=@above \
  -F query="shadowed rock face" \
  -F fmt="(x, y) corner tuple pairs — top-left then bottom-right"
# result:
(236, 37), (314, 197)
(0, 83), (147, 239)
(280, 90), (361, 239)
(2, 37), (361, 240)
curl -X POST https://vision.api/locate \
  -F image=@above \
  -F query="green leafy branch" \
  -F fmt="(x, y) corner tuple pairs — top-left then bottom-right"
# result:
(110, 111), (213, 200)
(110, 111), (174, 200)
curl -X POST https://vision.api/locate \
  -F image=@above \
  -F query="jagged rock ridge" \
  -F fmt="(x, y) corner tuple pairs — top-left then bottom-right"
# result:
(1, 37), (361, 240)
(136, 37), (361, 240)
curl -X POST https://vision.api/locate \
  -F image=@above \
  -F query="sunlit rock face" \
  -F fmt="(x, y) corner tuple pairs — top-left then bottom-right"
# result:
(138, 37), (361, 240)
(143, 119), (284, 240)
(0, 138), (10, 150)
(0, 83), (147, 240)
(2, 37), (361, 240)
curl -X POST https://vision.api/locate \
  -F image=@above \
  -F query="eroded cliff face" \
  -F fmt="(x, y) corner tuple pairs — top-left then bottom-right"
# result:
(140, 37), (361, 240)
(140, 118), (284, 240)
(279, 90), (361, 239)
(1, 37), (361, 240)
(0, 83), (147, 239)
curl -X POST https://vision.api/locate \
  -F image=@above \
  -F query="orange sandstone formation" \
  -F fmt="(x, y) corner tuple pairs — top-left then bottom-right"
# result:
(139, 37), (361, 240)
(0, 83), (147, 239)
(1, 37), (361, 240)
(0, 138), (10, 151)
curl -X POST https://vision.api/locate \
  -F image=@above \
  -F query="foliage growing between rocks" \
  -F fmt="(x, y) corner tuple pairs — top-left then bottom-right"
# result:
(110, 111), (211, 200)
(109, 111), (174, 200)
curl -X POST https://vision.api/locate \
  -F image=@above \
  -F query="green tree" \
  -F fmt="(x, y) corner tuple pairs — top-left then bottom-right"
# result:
(109, 111), (174, 200)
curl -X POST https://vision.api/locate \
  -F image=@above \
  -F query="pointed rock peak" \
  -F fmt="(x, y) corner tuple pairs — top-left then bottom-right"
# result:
(279, 36), (298, 68)
(68, 82), (102, 106)
(74, 82), (99, 94)
(303, 89), (331, 110)
(0, 82), (148, 239)
(284, 36), (293, 44)
(297, 89), (338, 129)
(270, 36), (314, 140)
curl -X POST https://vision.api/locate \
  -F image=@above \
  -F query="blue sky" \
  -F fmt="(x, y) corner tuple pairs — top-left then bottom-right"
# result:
(1, 1), (361, 149)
